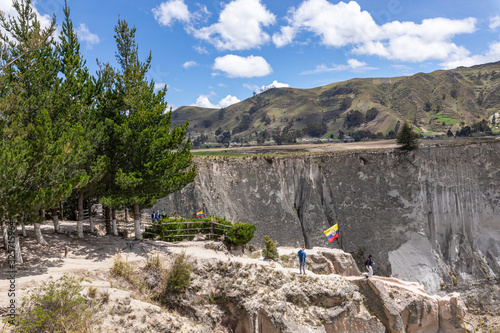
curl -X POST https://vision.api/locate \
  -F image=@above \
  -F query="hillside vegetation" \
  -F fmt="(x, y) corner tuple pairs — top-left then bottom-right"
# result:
(173, 61), (500, 143)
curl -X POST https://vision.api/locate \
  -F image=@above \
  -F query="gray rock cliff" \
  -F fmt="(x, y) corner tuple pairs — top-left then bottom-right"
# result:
(154, 141), (500, 294)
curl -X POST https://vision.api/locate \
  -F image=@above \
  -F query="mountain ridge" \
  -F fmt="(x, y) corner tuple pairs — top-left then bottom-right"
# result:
(172, 61), (500, 143)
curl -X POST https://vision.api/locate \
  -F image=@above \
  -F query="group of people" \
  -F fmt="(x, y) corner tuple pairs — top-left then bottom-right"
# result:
(151, 210), (167, 222)
(297, 247), (374, 278)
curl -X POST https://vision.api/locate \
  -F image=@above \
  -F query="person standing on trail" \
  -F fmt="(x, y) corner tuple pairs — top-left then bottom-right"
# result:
(365, 254), (374, 278)
(297, 247), (307, 275)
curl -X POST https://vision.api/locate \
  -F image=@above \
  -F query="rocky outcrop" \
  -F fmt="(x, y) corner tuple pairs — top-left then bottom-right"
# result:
(155, 141), (500, 295)
(350, 277), (466, 333)
(157, 245), (466, 333)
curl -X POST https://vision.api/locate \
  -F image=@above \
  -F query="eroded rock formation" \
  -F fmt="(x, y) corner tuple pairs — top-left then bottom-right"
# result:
(155, 142), (500, 295)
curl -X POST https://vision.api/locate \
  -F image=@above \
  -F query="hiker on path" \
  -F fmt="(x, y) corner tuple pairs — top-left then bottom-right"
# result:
(297, 247), (307, 275)
(365, 254), (374, 278)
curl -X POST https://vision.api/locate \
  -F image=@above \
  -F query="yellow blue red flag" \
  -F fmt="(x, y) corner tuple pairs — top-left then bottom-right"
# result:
(196, 210), (203, 217)
(323, 224), (339, 243)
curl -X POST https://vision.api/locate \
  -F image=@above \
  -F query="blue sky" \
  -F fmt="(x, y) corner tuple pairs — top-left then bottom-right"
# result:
(2, 0), (500, 110)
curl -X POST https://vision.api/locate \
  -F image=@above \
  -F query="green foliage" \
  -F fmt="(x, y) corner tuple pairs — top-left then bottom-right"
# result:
(365, 107), (379, 122)
(344, 110), (364, 128)
(144, 215), (232, 242)
(262, 235), (279, 260)
(303, 122), (328, 137)
(225, 222), (257, 247)
(396, 121), (420, 151)
(165, 252), (192, 294)
(15, 274), (101, 332)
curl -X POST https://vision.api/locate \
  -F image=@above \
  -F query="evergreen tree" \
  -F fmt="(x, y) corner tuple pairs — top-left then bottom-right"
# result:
(0, 0), (81, 246)
(56, 1), (108, 237)
(396, 121), (420, 151)
(99, 19), (196, 239)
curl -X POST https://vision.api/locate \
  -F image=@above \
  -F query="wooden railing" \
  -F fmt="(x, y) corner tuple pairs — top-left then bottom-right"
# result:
(142, 220), (231, 241)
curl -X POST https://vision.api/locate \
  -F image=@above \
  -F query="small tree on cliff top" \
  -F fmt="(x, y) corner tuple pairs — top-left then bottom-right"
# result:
(396, 121), (420, 151)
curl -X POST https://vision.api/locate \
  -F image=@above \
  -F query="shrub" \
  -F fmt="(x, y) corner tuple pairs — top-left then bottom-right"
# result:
(15, 274), (101, 332)
(225, 222), (256, 249)
(111, 252), (135, 281)
(165, 252), (192, 294)
(262, 235), (279, 260)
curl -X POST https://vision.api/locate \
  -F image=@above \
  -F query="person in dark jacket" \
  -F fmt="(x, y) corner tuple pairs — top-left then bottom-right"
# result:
(365, 254), (374, 278)
(297, 247), (307, 275)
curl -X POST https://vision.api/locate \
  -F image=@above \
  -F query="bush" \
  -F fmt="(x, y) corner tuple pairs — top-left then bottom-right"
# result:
(165, 252), (192, 294)
(262, 235), (279, 260)
(225, 222), (256, 249)
(144, 215), (232, 242)
(15, 274), (101, 332)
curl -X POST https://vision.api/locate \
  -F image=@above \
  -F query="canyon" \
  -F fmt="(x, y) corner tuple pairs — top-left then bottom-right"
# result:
(155, 140), (500, 305)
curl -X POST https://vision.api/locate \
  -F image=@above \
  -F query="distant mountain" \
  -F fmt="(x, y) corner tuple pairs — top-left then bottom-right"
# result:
(172, 61), (500, 143)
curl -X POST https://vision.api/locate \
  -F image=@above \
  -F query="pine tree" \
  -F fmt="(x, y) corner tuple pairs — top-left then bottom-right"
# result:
(396, 121), (420, 151)
(99, 19), (196, 239)
(0, 0), (83, 245)
(55, 1), (108, 237)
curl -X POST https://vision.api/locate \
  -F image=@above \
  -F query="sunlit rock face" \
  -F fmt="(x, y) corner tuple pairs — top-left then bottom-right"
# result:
(155, 141), (500, 293)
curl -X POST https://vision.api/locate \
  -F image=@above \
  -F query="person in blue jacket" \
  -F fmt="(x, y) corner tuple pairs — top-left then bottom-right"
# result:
(297, 247), (307, 274)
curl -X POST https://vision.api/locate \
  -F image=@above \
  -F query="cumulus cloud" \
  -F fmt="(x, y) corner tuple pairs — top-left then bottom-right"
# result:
(490, 16), (500, 31)
(273, 0), (477, 63)
(440, 41), (500, 69)
(0, 0), (54, 36)
(258, 80), (290, 93)
(192, 0), (276, 50)
(302, 58), (375, 74)
(193, 93), (240, 108)
(213, 54), (272, 78)
(153, 0), (191, 27)
(182, 60), (198, 69)
(76, 23), (100, 49)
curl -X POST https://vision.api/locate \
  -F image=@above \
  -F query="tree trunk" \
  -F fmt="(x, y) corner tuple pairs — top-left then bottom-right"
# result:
(125, 208), (129, 223)
(2, 222), (8, 250)
(88, 198), (94, 234)
(112, 208), (118, 236)
(20, 221), (27, 237)
(77, 192), (84, 239)
(34, 223), (48, 246)
(15, 237), (23, 263)
(133, 203), (142, 240)
(51, 208), (60, 233)
(105, 206), (112, 234)
(60, 201), (64, 220)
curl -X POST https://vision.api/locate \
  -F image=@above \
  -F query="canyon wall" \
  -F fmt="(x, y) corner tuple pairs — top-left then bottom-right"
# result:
(154, 141), (500, 293)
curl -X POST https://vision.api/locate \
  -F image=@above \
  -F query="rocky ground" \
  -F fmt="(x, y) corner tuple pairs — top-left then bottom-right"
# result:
(1, 220), (499, 332)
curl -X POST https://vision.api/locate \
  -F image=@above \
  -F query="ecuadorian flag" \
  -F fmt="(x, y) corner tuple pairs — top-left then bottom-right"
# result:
(323, 224), (339, 243)
(196, 210), (203, 218)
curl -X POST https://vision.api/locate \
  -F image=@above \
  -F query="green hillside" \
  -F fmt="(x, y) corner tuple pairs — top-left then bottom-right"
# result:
(172, 61), (500, 143)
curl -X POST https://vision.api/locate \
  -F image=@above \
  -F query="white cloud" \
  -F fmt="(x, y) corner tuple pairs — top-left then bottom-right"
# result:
(258, 80), (290, 93)
(154, 82), (167, 90)
(182, 60), (198, 69)
(302, 58), (375, 74)
(76, 23), (100, 49)
(192, 0), (276, 50)
(273, 0), (378, 48)
(0, 0), (54, 36)
(213, 54), (272, 78)
(440, 41), (500, 69)
(490, 16), (500, 31)
(192, 93), (240, 108)
(153, 0), (191, 27)
(273, 0), (477, 63)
